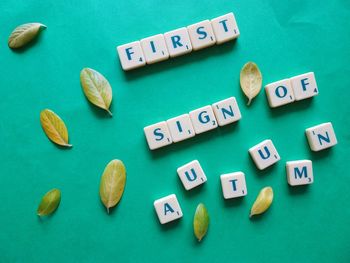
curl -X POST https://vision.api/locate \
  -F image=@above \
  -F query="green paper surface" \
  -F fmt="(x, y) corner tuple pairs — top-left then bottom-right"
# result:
(1, 0), (350, 262)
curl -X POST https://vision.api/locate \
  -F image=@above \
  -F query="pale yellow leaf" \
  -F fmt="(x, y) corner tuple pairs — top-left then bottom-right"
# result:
(250, 186), (273, 218)
(240, 62), (262, 106)
(40, 109), (72, 147)
(8, 23), (46, 49)
(99, 160), (126, 213)
(80, 68), (113, 116)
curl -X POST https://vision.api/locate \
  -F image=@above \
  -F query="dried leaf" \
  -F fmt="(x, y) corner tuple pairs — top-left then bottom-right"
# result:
(8, 23), (46, 49)
(40, 109), (72, 147)
(193, 203), (209, 242)
(99, 160), (126, 213)
(80, 68), (113, 116)
(240, 62), (262, 106)
(37, 189), (61, 216)
(250, 186), (273, 218)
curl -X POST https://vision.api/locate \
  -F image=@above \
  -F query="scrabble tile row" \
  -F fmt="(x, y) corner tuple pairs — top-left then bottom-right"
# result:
(154, 158), (314, 224)
(144, 97), (241, 150)
(117, 13), (240, 71)
(153, 122), (337, 224)
(265, 72), (319, 108)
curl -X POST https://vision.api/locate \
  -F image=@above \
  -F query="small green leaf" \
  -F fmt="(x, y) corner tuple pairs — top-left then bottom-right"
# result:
(37, 189), (61, 216)
(250, 186), (273, 218)
(80, 68), (113, 116)
(193, 203), (209, 242)
(240, 62), (262, 106)
(8, 23), (46, 49)
(99, 160), (126, 213)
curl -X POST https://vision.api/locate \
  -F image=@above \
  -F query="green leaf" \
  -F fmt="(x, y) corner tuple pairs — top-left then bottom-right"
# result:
(99, 160), (126, 213)
(40, 109), (72, 147)
(80, 68), (113, 116)
(37, 189), (61, 216)
(193, 203), (209, 242)
(240, 62), (262, 106)
(250, 186), (273, 218)
(8, 23), (46, 49)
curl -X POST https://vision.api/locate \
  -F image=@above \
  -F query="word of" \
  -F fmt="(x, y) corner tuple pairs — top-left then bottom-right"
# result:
(265, 72), (318, 108)
(117, 13), (240, 70)
(144, 97), (241, 150)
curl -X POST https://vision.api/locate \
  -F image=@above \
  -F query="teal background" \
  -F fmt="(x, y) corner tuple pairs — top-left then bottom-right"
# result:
(1, 0), (349, 262)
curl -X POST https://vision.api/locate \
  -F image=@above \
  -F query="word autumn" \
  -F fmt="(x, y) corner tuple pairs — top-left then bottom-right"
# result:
(154, 122), (338, 224)
(117, 13), (239, 70)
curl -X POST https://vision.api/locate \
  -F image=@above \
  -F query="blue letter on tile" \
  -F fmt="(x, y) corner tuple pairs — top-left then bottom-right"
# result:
(221, 106), (234, 119)
(176, 121), (183, 133)
(171, 35), (183, 48)
(154, 128), (164, 141)
(219, 19), (229, 32)
(198, 111), (210, 124)
(301, 78), (309, 91)
(258, 146), (271, 160)
(294, 166), (308, 179)
(125, 47), (134, 60)
(230, 179), (238, 191)
(317, 132), (330, 145)
(164, 203), (174, 215)
(275, 86), (287, 98)
(150, 41), (156, 53)
(196, 26), (207, 39)
(185, 168), (197, 182)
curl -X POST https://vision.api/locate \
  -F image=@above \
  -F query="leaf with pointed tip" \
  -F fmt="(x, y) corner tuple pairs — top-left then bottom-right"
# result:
(40, 109), (72, 147)
(193, 203), (209, 242)
(80, 68), (113, 116)
(99, 160), (126, 213)
(250, 186), (273, 218)
(37, 189), (61, 216)
(240, 62), (262, 106)
(8, 23), (46, 49)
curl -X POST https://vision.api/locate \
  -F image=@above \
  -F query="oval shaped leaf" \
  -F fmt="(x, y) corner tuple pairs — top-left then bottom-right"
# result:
(193, 203), (209, 242)
(8, 23), (46, 49)
(99, 160), (126, 213)
(80, 68), (113, 116)
(37, 189), (61, 216)
(250, 186), (273, 218)
(40, 109), (72, 147)
(240, 62), (262, 106)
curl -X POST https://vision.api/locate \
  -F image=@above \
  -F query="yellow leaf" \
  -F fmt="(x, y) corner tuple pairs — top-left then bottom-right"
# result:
(240, 62), (262, 106)
(8, 23), (46, 49)
(80, 68), (113, 116)
(40, 109), (72, 147)
(99, 160), (126, 213)
(250, 186), (273, 218)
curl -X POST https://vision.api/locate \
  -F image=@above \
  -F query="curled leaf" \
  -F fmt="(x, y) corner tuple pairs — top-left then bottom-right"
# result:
(240, 62), (262, 106)
(8, 23), (46, 49)
(99, 160), (126, 213)
(250, 186), (273, 218)
(80, 68), (113, 116)
(37, 189), (61, 216)
(193, 203), (209, 242)
(40, 109), (72, 147)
